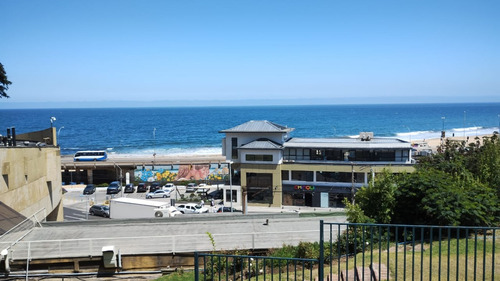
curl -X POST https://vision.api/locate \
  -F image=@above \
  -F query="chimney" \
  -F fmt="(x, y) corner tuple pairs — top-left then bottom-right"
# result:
(11, 127), (16, 147)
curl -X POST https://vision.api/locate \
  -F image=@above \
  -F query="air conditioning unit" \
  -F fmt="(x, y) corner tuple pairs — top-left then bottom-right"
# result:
(359, 132), (374, 141)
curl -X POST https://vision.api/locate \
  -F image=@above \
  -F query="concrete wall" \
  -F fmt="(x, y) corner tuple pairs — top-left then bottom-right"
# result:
(16, 127), (58, 146)
(0, 144), (63, 221)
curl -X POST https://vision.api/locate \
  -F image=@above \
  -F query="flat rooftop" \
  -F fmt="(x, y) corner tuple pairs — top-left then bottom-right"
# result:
(285, 137), (410, 149)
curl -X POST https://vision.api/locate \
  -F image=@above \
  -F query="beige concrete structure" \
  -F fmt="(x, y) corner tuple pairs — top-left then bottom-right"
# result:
(0, 127), (63, 221)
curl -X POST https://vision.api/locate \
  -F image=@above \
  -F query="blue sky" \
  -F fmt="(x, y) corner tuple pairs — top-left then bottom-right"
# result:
(1, 0), (499, 108)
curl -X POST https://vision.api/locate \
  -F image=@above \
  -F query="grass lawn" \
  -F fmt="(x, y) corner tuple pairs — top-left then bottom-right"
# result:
(156, 237), (499, 281)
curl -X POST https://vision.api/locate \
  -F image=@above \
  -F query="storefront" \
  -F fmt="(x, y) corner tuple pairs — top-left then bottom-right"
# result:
(282, 184), (353, 208)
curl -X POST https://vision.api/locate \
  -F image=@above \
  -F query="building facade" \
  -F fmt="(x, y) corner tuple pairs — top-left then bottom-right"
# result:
(220, 120), (415, 208)
(0, 127), (63, 223)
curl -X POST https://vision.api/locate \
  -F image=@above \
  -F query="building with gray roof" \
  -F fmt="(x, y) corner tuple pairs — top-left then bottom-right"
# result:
(220, 121), (414, 208)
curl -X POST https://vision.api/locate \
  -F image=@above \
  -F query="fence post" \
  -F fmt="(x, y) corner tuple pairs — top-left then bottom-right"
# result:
(194, 252), (199, 281)
(319, 220), (324, 281)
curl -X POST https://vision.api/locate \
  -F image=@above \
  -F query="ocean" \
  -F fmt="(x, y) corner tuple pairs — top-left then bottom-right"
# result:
(1, 103), (499, 157)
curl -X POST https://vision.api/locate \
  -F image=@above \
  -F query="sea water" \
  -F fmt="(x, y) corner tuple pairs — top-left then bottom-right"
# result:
(1, 103), (499, 156)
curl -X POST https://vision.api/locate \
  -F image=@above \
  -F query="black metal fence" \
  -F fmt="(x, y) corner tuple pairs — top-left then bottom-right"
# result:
(195, 221), (499, 280)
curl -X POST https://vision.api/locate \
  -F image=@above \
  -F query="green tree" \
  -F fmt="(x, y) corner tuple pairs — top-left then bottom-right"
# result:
(0, 62), (12, 98)
(355, 170), (397, 224)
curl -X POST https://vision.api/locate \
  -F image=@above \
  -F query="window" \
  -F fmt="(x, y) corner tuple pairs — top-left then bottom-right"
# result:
(245, 154), (273, 162)
(231, 138), (238, 159)
(246, 173), (273, 204)
(281, 170), (289, 181)
(316, 171), (363, 183)
(291, 171), (314, 181)
(310, 149), (324, 160)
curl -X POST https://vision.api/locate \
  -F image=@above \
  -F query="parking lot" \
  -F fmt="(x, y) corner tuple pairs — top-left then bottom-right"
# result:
(63, 183), (226, 221)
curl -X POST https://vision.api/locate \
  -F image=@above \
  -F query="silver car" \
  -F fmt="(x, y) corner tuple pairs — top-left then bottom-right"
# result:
(146, 189), (171, 199)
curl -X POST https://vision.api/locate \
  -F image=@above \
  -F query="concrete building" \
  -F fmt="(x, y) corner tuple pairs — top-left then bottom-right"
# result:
(220, 120), (415, 208)
(0, 127), (63, 225)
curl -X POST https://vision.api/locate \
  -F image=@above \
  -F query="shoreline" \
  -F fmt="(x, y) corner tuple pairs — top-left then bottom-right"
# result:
(414, 133), (494, 152)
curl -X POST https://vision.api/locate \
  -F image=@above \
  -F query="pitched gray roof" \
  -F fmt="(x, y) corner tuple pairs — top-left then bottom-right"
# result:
(220, 120), (294, 133)
(239, 139), (283, 150)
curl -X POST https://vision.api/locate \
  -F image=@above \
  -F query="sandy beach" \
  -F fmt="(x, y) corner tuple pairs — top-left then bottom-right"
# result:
(415, 133), (494, 152)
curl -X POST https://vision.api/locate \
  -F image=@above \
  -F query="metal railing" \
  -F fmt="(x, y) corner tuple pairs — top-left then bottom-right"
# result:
(1, 229), (320, 261)
(195, 252), (319, 281)
(0, 208), (46, 249)
(195, 221), (499, 280)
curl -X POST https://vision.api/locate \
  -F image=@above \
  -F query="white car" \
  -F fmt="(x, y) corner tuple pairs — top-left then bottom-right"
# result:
(146, 189), (171, 199)
(176, 203), (208, 214)
(186, 183), (197, 192)
(164, 183), (176, 189)
(154, 206), (183, 217)
(162, 186), (175, 194)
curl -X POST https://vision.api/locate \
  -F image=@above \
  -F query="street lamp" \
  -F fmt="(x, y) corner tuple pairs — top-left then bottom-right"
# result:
(50, 117), (56, 128)
(403, 125), (411, 143)
(57, 126), (64, 145)
(228, 161), (233, 212)
(463, 111), (467, 139)
(351, 163), (355, 204)
(113, 162), (123, 196)
(153, 128), (156, 164)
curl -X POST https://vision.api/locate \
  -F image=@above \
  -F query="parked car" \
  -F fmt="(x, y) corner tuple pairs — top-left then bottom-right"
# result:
(154, 206), (183, 217)
(217, 207), (242, 213)
(164, 183), (176, 189)
(89, 204), (110, 218)
(124, 183), (135, 193)
(162, 186), (175, 195)
(207, 189), (223, 200)
(186, 183), (196, 192)
(137, 182), (147, 192)
(149, 182), (161, 192)
(176, 203), (209, 214)
(146, 189), (171, 199)
(106, 181), (122, 194)
(83, 184), (96, 195)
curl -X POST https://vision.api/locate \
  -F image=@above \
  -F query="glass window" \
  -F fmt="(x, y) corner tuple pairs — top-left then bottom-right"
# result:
(245, 154), (273, 162)
(281, 170), (289, 181)
(231, 138), (238, 159)
(291, 171), (314, 181)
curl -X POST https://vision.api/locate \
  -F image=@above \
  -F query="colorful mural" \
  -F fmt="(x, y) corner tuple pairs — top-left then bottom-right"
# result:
(134, 163), (229, 183)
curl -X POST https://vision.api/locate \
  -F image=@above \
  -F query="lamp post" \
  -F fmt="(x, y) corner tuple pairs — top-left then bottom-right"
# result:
(229, 161), (233, 212)
(464, 111), (467, 139)
(351, 162), (355, 204)
(153, 128), (156, 164)
(113, 162), (123, 196)
(50, 117), (56, 128)
(403, 125), (411, 143)
(57, 126), (64, 145)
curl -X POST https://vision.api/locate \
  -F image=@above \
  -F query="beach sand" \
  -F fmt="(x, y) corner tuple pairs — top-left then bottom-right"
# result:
(415, 134), (494, 152)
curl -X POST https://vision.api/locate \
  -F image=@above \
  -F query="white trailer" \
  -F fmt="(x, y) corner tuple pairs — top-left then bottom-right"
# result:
(109, 197), (170, 219)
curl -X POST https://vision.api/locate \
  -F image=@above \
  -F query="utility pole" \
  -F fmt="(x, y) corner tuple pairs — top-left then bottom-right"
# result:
(351, 163), (355, 204)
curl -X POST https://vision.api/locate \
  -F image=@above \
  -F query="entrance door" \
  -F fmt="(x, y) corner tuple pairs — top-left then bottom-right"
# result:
(304, 193), (313, 207)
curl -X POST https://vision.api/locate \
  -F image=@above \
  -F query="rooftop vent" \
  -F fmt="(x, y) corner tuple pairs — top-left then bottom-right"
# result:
(359, 132), (374, 141)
